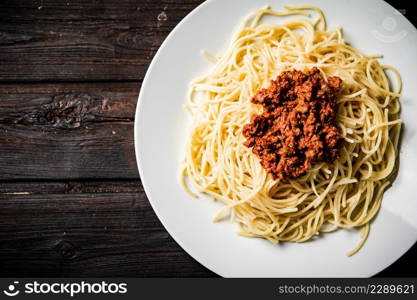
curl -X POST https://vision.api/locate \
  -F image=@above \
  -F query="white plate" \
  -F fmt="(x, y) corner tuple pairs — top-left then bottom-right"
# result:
(135, 0), (417, 277)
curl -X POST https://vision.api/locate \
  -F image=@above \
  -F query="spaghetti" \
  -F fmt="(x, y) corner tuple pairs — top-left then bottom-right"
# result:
(181, 5), (402, 256)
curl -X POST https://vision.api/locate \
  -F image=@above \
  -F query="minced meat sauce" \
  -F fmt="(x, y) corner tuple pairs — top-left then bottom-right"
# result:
(242, 67), (342, 180)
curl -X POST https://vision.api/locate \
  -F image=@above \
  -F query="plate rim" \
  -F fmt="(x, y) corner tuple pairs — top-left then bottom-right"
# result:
(134, 0), (219, 276)
(134, 0), (417, 277)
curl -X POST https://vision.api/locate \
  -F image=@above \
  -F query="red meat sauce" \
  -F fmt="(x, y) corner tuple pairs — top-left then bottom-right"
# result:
(242, 67), (343, 180)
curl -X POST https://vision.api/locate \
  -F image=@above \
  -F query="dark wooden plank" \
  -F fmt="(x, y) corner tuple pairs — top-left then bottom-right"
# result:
(0, 0), (414, 279)
(0, 82), (139, 180)
(0, 0), (203, 82)
(0, 179), (143, 194)
(0, 178), (415, 277)
(0, 0), (414, 83)
(0, 188), (215, 277)
(0, 179), (415, 277)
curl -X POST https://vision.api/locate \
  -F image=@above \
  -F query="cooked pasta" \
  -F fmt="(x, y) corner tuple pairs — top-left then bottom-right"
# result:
(181, 5), (402, 256)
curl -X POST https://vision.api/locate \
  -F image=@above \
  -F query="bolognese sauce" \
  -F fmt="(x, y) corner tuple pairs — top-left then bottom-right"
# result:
(243, 67), (342, 180)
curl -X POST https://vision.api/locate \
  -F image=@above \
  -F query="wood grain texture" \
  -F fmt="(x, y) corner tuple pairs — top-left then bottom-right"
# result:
(0, 0), (415, 278)
(0, 82), (138, 180)
(0, 180), (414, 277)
(0, 0), (203, 82)
(0, 187), (214, 277)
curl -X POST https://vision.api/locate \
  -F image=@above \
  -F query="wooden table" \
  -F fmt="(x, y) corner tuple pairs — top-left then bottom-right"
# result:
(0, 0), (415, 277)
